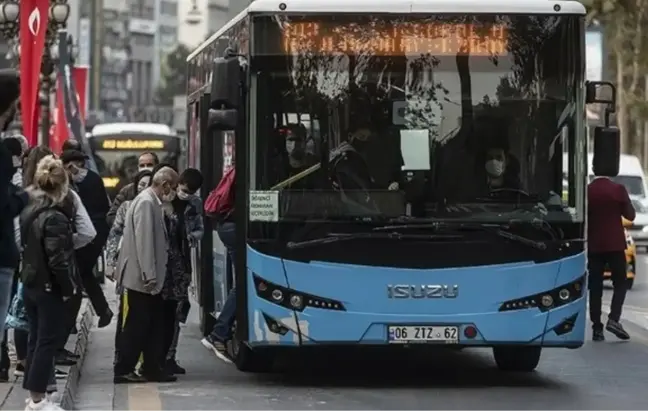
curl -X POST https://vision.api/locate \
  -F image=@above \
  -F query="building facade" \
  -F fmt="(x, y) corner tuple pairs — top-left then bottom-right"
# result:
(80, 0), (179, 122)
(206, 0), (251, 36)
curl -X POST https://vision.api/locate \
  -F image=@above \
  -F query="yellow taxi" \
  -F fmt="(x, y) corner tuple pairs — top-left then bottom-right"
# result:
(604, 218), (637, 289)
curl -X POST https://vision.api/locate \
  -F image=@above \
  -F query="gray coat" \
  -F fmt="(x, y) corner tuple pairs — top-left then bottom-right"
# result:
(115, 187), (168, 295)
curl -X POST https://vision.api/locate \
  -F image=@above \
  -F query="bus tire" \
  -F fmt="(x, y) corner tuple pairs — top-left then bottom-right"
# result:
(232, 341), (274, 373)
(493, 346), (541, 372)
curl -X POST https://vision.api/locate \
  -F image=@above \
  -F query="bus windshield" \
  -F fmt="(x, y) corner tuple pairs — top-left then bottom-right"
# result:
(250, 14), (585, 224)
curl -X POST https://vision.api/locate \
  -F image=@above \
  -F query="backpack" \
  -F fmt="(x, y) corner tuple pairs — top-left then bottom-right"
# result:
(204, 168), (235, 220)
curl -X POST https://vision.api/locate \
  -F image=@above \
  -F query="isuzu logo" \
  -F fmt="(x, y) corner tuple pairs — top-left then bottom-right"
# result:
(387, 284), (459, 299)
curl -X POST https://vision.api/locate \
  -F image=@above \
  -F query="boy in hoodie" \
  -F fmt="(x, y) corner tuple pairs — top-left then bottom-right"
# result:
(165, 168), (204, 374)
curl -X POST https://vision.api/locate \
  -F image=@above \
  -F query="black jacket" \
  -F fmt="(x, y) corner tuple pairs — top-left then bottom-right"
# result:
(0, 140), (28, 268)
(20, 190), (79, 297)
(106, 182), (136, 227)
(75, 169), (110, 237)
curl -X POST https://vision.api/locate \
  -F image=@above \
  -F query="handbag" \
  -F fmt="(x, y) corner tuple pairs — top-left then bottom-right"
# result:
(5, 281), (28, 331)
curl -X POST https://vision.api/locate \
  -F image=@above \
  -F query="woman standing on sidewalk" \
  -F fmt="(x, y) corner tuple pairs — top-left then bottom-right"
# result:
(21, 156), (80, 411)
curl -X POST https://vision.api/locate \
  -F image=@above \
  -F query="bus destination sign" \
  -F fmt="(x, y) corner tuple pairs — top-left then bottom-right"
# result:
(282, 22), (508, 56)
(102, 139), (166, 150)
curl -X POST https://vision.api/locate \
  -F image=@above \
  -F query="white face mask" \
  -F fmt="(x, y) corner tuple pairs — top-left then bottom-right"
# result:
(12, 156), (20, 168)
(162, 189), (177, 203)
(139, 166), (153, 172)
(177, 190), (190, 200)
(485, 159), (504, 177)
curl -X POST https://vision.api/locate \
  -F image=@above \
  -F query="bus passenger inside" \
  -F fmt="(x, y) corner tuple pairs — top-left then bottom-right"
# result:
(271, 124), (319, 189)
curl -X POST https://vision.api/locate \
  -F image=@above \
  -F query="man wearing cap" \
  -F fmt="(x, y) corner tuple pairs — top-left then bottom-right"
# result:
(60, 150), (113, 331)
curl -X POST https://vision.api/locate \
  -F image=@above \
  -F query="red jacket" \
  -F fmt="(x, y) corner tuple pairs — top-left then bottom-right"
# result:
(588, 177), (636, 253)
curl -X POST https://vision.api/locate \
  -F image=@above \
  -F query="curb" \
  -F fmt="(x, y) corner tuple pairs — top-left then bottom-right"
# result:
(59, 299), (95, 410)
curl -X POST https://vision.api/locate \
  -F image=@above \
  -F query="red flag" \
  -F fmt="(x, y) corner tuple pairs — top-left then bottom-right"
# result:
(50, 80), (66, 153)
(19, 0), (49, 147)
(73, 66), (88, 121)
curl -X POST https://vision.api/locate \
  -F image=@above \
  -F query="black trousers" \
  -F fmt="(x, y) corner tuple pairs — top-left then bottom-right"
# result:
(114, 289), (164, 377)
(161, 299), (178, 366)
(76, 236), (110, 315)
(22, 288), (65, 393)
(113, 291), (124, 366)
(62, 237), (111, 349)
(588, 251), (629, 327)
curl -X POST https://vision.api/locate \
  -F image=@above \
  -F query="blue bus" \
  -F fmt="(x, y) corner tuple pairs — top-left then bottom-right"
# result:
(186, 0), (619, 372)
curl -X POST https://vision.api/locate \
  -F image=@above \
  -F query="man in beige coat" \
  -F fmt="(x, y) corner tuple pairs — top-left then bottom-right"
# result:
(114, 166), (178, 384)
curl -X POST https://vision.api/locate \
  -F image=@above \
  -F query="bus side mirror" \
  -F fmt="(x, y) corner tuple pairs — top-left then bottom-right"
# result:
(586, 81), (616, 127)
(210, 57), (241, 110)
(208, 108), (237, 131)
(592, 126), (620, 177)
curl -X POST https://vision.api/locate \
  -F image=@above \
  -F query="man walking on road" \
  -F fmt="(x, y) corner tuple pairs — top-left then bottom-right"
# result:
(588, 173), (635, 341)
(113, 167), (178, 383)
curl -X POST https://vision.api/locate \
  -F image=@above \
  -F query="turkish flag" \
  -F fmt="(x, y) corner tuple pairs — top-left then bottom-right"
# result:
(19, 0), (49, 147)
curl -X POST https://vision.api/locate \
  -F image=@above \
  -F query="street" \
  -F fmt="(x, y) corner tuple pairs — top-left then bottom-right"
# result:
(69, 259), (648, 411)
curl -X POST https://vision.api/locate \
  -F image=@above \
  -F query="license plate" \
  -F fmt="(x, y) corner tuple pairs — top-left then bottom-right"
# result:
(388, 325), (459, 344)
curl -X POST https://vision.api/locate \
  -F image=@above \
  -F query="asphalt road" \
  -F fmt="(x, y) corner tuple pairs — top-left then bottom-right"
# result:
(72, 270), (648, 411)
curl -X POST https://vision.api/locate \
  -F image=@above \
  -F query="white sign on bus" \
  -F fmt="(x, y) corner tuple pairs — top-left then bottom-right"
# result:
(249, 191), (279, 222)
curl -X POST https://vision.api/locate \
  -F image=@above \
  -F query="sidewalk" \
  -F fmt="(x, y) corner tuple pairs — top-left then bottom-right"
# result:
(0, 299), (95, 410)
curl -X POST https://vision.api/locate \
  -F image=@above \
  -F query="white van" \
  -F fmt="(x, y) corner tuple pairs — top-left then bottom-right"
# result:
(586, 154), (648, 200)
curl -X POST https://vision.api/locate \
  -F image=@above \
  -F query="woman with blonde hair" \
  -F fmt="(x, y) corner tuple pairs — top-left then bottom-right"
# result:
(18, 147), (95, 385)
(20, 156), (80, 411)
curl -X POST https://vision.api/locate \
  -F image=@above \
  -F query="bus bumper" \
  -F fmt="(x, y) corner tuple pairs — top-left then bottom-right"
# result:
(245, 249), (586, 349)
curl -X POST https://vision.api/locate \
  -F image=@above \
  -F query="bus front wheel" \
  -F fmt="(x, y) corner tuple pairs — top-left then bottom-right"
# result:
(231, 339), (275, 373)
(493, 346), (541, 372)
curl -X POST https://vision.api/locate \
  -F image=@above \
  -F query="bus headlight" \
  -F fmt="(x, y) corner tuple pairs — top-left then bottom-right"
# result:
(499, 275), (585, 312)
(253, 274), (346, 312)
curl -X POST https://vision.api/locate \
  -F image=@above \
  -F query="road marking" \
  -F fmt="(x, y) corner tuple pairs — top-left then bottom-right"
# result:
(128, 383), (162, 410)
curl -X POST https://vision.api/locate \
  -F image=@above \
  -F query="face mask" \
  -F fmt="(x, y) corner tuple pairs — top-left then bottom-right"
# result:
(286, 141), (304, 160)
(71, 167), (88, 183)
(162, 189), (177, 203)
(177, 190), (190, 200)
(12, 156), (20, 168)
(485, 159), (504, 177)
(139, 166), (153, 172)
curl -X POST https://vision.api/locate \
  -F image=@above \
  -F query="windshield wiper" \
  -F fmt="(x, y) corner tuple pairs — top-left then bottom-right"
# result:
(286, 232), (463, 250)
(373, 221), (547, 250)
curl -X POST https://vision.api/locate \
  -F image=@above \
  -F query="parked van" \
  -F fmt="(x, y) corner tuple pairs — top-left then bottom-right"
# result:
(586, 153), (648, 199)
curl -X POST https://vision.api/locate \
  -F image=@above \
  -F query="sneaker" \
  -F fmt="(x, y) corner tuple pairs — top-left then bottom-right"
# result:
(54, 369), (68, 379)
(606, 319), (631, 340)
(165, 360), (186, 375)
(201, 335), (232, 363)
(24, 398), (63, 411)
(14, 363), (25, 377)
(592, 328), (605, 341)
(0, 368), (8, 382)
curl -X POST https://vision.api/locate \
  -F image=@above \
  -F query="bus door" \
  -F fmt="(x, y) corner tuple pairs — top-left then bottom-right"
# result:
(196, 93), (231, 335)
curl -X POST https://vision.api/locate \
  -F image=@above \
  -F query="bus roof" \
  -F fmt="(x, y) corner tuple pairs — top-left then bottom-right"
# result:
(90, 123), (176, 138)
(187, 0), (585, 61)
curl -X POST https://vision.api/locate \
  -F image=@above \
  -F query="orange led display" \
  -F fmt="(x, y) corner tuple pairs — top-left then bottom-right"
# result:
(281, 22), (508, 56)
